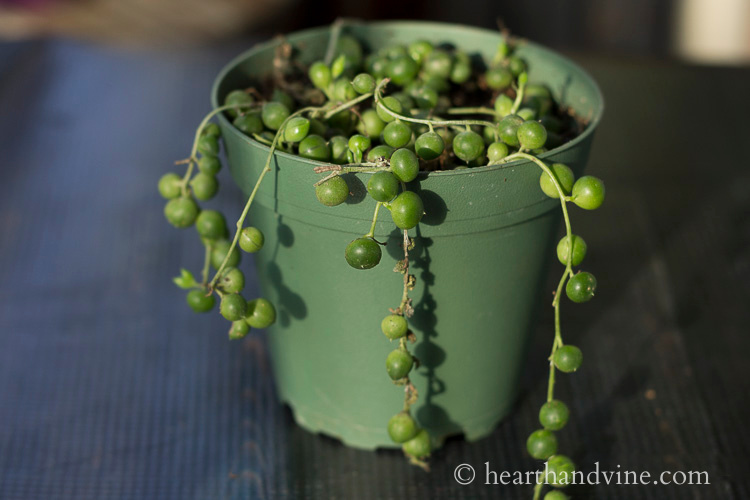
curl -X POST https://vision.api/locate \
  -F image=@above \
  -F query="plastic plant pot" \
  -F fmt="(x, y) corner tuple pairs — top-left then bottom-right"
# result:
(212, 21), (604, 450)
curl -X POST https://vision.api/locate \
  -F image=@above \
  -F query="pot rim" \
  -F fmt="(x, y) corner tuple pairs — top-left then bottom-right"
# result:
(210, 20), (604, 178)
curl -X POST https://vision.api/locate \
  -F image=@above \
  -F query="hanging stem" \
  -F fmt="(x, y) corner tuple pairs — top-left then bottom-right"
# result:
(533, 480), (544, 500)
(364, 202), (383, 238)
(181, 103), (252, 195)
(201, 241), (213, 286)
(509, 72), (528, 115)
(324, 18), (346, 65)
(445, 106), (499, 117)
(374, 79), (496, 129)
(323, 92), (373, 119)
(500, 152), (575, 405)
(208, 106), (318, 289)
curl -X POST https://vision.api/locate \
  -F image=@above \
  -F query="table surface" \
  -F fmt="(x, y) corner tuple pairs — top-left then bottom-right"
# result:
(0, 37), (748, 500)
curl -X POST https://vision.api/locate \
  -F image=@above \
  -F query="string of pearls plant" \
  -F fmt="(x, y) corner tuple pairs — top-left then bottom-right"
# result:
(158, 21), (604, 498)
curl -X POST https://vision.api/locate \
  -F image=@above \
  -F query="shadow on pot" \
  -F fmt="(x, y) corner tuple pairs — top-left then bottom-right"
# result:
(262, 216), (307, 327)
(343, 174), (367, 205)
(411, 230), (462, 439)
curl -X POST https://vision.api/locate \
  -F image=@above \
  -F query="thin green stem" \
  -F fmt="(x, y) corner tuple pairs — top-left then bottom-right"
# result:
(323, 92), (373, 119)
(374, 79), (496, 129)
(503, 152), (573, 284)
(252, 133), (273, 146)
(312, 162), (389, 186)
(364, 202), (382, 238)
(510, 73), (527, 115)
(209, 106), (318, 289)
(201, 241), (213, 286)
(500, 152), (574, 406)
(324, 18), (345, 65)
(181, 103), (251, 195)
(445, 106), (499, 117)
(533, 480), (544, 500)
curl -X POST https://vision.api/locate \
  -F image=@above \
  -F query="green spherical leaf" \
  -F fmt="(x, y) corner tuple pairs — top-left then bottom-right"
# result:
(158, 173), (182, 199)
(239, 226), (265, 253)
(415, 132), (445, 161)
(298, 134), (331, 162)
(494, 94), (514, 117)
(539, 163), (575, 199)
(565, 272), (597, 303)
(517, 107), (537, 121)
(328, 135), (350, 165)
(164, 197), (199, 228)
(402, 429), (431, 458)
(388, 412), (418, 443)
(452, 130), (485, 162)
(408, 40), (434, 64)
(486, 67), (513, 90)
(517, 120), (548, 150)
(556, 234), (587, 267)
(382, 121), (412, 148)
(309, 61), (331, 90)
(233, 112), (264, 136)
(508, 56), (526, 77)
(411, 86), (438, 110)
(224, 90), (254, 118)
(423, 50), (453, 79)
(526, 429), (558, 460)
(261, 102), (290, 131)
(283, 117), (310, 143)
(389, 191), (424, 230)
(387, 56), (419, 86)
(390, 148), (419, 182)
(352, 73), (376, 94)
(366, 145), (395, 162)
(356, 109), (386, 138)
(572, 176), (606, 210)
(211, 239), (241, 270)
(190, 173), (218, 201)
(186, 289), (215, 313)
(553, 345), (583, 373)
(376, 96), (403, 123)
(386, 349), (413, 380)
(220, 293), (247, 322)
(245, 298), (276, 329)
(498, 115), (524, 148)
(545, 455), (576, 488)
(228, 320), (250, 340)
(367, 171), (399, 203)
(195, 210), (227, 240)
(315, 175), (349, 206)
(345, 237), (382, 270)
(539, 400), (570, 431)
(348, 134), (371, 155)
(487, 142), (509, 163)
(333, 78), (357, 101)
(218, 267), (245, 294)
(381, 314), (408, 340)
(201, 122), (221, 138)
(197, 135), (219, 156)
(198, 155), (222, 175)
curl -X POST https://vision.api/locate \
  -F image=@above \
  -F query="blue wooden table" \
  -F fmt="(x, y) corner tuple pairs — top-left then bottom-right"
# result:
(0, 38), (748, 499)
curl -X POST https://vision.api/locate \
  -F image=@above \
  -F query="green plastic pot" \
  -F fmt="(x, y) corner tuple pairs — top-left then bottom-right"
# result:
(212, 21), (603, 450)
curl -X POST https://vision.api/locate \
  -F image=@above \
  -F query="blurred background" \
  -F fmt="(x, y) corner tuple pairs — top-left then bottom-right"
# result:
(0, 0), (749, 64)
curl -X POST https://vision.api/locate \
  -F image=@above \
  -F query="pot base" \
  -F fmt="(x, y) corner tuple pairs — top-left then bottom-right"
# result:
(284, 396), (513, 450)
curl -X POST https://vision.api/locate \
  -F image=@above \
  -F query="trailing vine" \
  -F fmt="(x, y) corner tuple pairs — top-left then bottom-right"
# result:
(158, 20), (604, 498)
